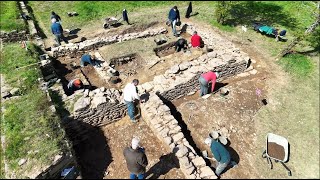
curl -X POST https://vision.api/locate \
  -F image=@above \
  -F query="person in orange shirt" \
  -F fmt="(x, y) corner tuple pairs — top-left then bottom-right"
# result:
(199, 71), (219, 96)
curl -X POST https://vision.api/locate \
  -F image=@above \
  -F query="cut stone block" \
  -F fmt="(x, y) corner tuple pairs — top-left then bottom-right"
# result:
(173, 132), (184, 142)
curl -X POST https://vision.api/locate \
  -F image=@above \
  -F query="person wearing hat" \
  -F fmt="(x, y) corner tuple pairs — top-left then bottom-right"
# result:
(123, 137), (148, 179)
(80, 53), (101, 67)
(198, 71), (219, 97)
(51, 18), (68, 46)
(67, 78), (83, 92)
(204, 134), (231, 177)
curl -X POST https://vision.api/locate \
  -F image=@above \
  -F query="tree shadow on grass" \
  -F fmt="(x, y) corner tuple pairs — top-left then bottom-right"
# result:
(225, 2), (298, 30)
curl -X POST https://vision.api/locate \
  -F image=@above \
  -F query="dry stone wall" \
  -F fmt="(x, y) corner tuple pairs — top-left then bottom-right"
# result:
(73, 87), (126, 126)
(0, 30), (28, 43)
(51, 27), (168, 57)
(140, 94), (217, 179)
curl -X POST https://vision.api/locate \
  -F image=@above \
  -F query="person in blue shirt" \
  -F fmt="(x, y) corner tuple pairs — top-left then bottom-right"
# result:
(51, 18), (68, 46)
(204, 136), (231, 176)
(168, 6), (180, 37)
(80, 53), (101, 67)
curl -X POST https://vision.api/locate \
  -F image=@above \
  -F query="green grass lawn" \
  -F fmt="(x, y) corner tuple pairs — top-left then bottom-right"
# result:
(0, 43), (68, 178)
(0, 1), (26, 32)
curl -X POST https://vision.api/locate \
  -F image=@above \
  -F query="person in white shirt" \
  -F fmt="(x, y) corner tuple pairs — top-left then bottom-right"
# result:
(123, 79), (140, 122)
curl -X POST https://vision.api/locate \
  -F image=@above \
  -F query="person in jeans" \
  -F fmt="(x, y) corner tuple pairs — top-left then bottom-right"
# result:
(168, 6), (180, 37)
(51, 18), (68, 45)
(123, 137), (148, 179)
(123, 79), (140, 123)
(198, 71), (219, 96)
(80, 53), (101, 67)
(204, 137), (231, 176)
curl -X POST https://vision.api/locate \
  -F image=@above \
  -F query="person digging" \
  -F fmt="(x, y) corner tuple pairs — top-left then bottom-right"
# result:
(204, 132), (236, 177)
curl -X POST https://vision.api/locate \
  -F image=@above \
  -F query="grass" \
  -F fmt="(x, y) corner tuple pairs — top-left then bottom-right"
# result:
(254, 57), (319, 178)
(0, 43), (68, 178)
(0, 1), (26, 32)
(278, 54), (315, 77)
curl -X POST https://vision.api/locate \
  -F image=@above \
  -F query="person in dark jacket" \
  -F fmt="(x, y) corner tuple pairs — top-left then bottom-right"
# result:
(168, 6), (180, 37)
(51, 18), (68, 45)
(185, 2), (192, 18)
(123, 9), (130, 25)
(80, 53), (101, 67)
(175, 37), (188, 52)
(123, 138), (148, 179)
(51, 11), (61, 22)
(204, 137), (231, 176)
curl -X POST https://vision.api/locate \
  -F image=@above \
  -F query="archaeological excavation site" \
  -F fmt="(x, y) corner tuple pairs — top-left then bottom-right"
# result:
(5, 1), (318, 179)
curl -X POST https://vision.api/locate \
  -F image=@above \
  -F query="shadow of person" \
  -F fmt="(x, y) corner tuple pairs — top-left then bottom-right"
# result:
(222, 142), (240, 174)
(145, 153), (180, 179)
(70, 28), (81, 35)
(209, 82), (229, 94)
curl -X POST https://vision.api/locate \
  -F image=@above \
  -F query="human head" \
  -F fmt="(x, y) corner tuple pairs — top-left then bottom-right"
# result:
(193, 31), (197, 35)
(51, 18), (57, 23)
(132, 79), (139, 86)
(204, 137), (212, 146)
(74, 79), (83, 88)
(131, 137), (140, 149)
(51, 11), (56, 15)
(173, 6), (177, 10)
(89, 52), (95, 60)
(210, 131), (219, 139)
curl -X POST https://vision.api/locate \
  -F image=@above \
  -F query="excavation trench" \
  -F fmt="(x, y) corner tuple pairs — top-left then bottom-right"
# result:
(157, 93), (213, 167)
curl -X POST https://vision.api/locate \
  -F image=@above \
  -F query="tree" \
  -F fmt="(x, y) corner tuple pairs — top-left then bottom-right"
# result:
(278, 2), (320, 58)
(215, 1), (233, 25)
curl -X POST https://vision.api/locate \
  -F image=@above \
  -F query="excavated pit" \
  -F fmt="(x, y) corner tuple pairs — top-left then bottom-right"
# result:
(109, 53), (143, 78)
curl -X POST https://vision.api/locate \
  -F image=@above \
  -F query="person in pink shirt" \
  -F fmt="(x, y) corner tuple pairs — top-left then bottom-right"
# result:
(199, 71), (220, 96)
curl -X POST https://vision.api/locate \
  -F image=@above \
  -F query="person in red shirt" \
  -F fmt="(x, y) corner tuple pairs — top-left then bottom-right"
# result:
(191, 31), (203, 48)
(199, 71), (219, 96)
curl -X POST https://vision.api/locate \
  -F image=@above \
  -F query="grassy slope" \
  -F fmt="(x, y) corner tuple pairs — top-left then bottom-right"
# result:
(0, 1), (26, 31)
(0, 43), (67, 178)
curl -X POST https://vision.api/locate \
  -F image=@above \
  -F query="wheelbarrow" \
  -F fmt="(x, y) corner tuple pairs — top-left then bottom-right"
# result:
(262, 133), (292, 176)
(103, 16), (121, 29)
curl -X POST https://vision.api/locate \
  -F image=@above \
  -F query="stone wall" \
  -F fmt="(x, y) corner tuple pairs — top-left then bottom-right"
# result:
(0, 30), (28, 43)
(73, 87), (126, 126)
(140, 94), (217, 179)
(51, 27), (168, 57)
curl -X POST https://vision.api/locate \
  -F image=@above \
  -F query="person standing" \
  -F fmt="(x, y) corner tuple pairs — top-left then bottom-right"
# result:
(168, 6), (180, 37)
(199, 71), (219, 96)
(123, 9), (130, 25)
(51, 18), (68, 46)
(204, 137), (231, 176)
(123, 79), (140, 123)
(123, 137), (148, 179)
(185, 2), (192, 18)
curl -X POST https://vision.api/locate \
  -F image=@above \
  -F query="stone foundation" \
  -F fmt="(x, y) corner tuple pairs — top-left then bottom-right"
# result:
(0, 30), (28, 43)
(51, 27), (168, 57)
(140, 94), (217, 179)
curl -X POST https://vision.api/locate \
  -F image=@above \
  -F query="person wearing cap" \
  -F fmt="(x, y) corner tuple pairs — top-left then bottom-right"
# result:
(123, 137), (148, 179)
(80, 53), (101, 67)
(199, 71), (219, 97)
(175, 37), (188, 52)
(67, 78), (83, 92)
(168, 6), (180, 37)
(204, 136), (231, 176)
(51, 18), (68, 45)
(123, 79), (140, 123)
(191, 31), (204, 48)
